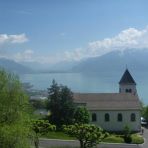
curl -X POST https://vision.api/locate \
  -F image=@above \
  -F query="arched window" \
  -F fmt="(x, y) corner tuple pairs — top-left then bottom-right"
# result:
(126, 89), (132, 93)
(117, 113), (122, 122)
(125, 89), (129, 93)
(131, 113), (136, 122)
(129, 89), (132, 93)
(92, 113), (97, 122)
(105, 113), (110, 122)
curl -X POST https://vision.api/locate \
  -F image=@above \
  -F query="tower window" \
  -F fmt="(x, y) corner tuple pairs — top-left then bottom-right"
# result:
(117, 113), (122, 122)
(105, 113), (110, 122)
(92, 113), (97, 122)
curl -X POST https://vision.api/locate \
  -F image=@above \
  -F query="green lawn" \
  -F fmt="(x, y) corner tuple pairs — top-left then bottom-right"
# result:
(41, 131), (144, 144)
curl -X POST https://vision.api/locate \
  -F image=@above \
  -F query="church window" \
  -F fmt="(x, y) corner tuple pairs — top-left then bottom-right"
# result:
(117, 113), (122, 122)
(131, 113), (136, 122)
(129, 89), (132, 93)
(92, 113), (97, 122)
(105, 113), (110, 122)
(126, 89), (132, 93)
(126, 89), (129, 93)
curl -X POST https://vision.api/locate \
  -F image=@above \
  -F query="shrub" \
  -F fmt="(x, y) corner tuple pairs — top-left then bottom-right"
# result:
(63, 123), (108, 148)
(123, 125), (132, 143)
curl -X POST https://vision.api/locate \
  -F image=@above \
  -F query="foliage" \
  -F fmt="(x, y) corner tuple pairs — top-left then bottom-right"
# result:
(142, 105), (148, 121)
(103, 134), (124, 143)
(30, 99), (48, 109)
(0, 69), (31, 148)
(31, 119), (56, 148)
(63, 123), (108, 148)
(74, 106), (90, 124)
(131, 134), (144, 144)
(47, 80), (75, 128)
(123, 125), (132, 143)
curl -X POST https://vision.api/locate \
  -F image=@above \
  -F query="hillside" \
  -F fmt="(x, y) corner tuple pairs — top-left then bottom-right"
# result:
(71, 49), (148, 73)
(0, 58), (34, 74)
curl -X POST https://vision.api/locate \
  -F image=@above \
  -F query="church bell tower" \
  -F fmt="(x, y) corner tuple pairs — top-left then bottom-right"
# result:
(119, 69), (137, 95)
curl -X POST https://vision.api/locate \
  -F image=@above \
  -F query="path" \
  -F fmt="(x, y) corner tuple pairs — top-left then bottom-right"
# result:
(142, 127), (148, 148)
(39, 138), (142, 148)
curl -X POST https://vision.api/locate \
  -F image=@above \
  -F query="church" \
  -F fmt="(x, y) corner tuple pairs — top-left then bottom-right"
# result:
(74, 69), (141, 132)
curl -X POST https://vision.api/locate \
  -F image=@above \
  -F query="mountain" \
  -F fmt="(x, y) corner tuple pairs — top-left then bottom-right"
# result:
(71, 49), (148, 73)
(0, 58), (34, 74)
(19, 48), (148, 74)
(21, 60), (78, 72)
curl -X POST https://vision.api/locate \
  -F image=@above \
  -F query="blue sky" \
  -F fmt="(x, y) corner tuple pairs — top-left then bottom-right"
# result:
(0, 0), (148, 63)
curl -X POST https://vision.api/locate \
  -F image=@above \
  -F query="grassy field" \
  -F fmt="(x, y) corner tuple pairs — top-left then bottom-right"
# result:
(41, 131), (144, 144)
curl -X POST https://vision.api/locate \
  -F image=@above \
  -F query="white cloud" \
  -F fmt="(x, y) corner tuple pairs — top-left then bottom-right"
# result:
(13, 50), (63, 64)
(14, 49), (34, 62)
(1, 27), (148, 64)
(64, 27), (148, 61)
(0, 33), (28, 44)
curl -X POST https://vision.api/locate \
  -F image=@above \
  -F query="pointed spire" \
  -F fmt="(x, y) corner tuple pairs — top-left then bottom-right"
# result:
(119, 69), (136, 85)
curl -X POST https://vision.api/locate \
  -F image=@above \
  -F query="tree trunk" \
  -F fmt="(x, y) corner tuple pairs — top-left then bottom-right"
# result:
(34, 136), (39, 148)
(80, 140), (84, 148)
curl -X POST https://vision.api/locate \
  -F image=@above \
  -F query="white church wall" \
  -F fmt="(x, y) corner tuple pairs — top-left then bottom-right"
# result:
(90, 110), (141, 132)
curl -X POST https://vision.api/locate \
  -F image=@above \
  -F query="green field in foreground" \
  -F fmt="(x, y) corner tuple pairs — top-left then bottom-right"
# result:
(41, 131), (144, 144)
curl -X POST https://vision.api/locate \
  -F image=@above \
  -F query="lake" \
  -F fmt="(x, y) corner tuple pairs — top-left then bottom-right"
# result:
(20, 72), (148, 104)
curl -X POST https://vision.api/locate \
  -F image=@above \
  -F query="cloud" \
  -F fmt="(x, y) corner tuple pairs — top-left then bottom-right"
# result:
(1, 27), (148, 64)
(13, 50), (63, 64)
(64, 27), (148, 61)
(0, 33), (28, 44)
(14, 49), (34, 62)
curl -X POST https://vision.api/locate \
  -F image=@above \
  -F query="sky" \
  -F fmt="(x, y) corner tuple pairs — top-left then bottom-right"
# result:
(0, 0), (148, 64)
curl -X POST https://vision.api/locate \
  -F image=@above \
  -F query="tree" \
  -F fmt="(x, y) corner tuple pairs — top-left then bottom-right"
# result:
(47, 80), (75, 128)
(74, 106), (90, 124)
(31, 119), (56, 148)
(30, 99), (47, 110)
(142, 105), (148, 121)
(0, 70), (31, 148)
(123, 125), (132, 143)
(64, 123), (108, 148)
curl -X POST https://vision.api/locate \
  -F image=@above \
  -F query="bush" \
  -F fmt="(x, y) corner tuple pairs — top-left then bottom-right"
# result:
(123, 125), (132, 143)
(131, 134), (144, 144)
(63, 123), (108, 148)
(124, 135), (132, 143)
(74, 107), (90, 124)
(103, 135), (124, 143)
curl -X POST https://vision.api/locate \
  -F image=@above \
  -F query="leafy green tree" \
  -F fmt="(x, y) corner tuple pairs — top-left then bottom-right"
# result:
(64, 123), (108, 148)
(74, 106), (90, 124)
(142, 105), (148, 121)
(0, 70), (31, 148)
(47, 80), (75, 128)
(123, 125), (132, 143)
(31, 119), (56, 148)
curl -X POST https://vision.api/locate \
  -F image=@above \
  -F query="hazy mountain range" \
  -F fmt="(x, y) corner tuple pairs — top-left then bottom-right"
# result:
(0, 48), (148, 74)
(0, 58), (33, 74)
(71, 49), (148, 73)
